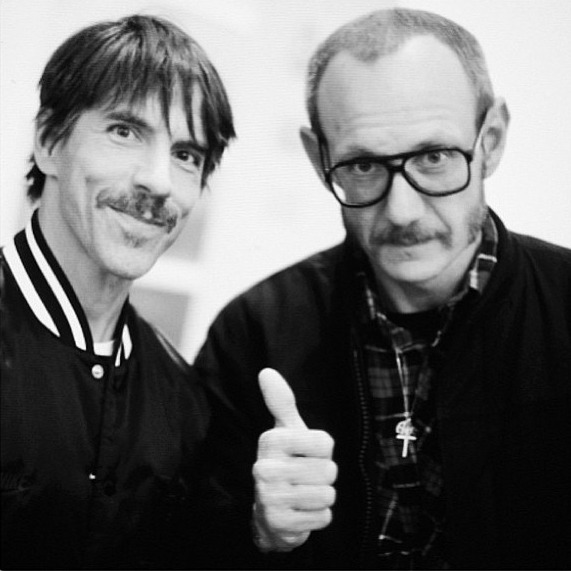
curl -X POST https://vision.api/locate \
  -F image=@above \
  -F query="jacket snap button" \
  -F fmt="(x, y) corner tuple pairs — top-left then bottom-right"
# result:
(91, 364), (104, 379)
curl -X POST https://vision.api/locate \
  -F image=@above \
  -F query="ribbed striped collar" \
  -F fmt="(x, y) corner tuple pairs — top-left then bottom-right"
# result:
(3, 209), (132, 365)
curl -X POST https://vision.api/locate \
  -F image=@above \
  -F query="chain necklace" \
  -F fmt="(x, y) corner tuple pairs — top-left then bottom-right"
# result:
(394, 348), (417, 457)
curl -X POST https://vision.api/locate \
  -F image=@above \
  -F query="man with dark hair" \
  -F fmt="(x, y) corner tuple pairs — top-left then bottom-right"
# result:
(1, 14), (234, 569)
(195, 8), (571, 570)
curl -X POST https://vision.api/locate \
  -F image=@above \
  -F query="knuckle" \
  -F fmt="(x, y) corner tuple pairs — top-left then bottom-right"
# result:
(316, 508), (333, 529)
(317, 430), (335, 451)
(312, 459), (337, 483)
(312, 485), (336, 508)
(309, 430), (335, 457)
(325, 486), (337, 507)
(326, 460), (338, 483)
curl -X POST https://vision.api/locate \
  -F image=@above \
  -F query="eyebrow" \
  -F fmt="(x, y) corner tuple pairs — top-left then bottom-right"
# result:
(105, 110), (150, 131)
(338, 138), (456, 161)
(104, 110), (208, 153)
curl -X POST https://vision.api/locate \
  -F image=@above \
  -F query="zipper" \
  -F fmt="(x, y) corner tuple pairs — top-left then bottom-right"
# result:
(352, 343), (375, 567)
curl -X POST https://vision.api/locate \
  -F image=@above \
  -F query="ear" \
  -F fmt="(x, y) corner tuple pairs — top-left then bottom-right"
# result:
(300, 126), (329, 189)
(480, 97), (510, 179)
(33, 123), (59, 177)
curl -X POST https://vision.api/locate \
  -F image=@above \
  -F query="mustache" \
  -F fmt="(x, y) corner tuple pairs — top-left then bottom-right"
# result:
(374, 222), (451, 247)
(96, 191), (178, 233)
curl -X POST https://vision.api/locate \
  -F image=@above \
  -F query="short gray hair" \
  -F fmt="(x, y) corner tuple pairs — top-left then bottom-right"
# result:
(306, 8), (494, 138)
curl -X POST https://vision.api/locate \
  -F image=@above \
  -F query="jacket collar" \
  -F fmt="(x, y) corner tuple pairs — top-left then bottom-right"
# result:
(3, 209), (132, 364)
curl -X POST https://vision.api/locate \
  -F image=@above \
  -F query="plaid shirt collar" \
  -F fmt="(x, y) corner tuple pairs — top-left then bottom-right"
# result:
(449, 210), (498, 303)
(356, 210), (499, 326)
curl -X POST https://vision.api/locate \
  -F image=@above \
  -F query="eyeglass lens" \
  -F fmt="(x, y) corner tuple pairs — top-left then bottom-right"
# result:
(330, 149), (470, 204)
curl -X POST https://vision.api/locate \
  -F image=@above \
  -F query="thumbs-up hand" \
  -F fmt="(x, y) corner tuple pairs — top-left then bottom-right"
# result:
(252, 368), (337, 552)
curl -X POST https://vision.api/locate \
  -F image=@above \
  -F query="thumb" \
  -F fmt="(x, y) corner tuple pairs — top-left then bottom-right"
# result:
(258, 368), (307, 429)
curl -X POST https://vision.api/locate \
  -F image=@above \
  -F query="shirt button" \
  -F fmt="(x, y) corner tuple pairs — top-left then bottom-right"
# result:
(91, 364), (104, 379)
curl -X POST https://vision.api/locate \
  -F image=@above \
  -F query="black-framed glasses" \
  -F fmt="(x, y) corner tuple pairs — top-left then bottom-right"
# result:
(319, 136), (480, 208)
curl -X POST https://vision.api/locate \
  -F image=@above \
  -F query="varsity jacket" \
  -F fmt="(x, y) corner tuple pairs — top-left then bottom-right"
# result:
(1, 212), (210, 569)
(194, 210), (571, 570)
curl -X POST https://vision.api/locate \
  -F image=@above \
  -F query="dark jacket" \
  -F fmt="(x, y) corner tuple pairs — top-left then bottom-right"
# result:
(1, 217), (210, 570)
(194, 211), (571, 570)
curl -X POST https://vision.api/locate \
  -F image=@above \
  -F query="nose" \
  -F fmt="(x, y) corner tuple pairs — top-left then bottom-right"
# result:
(381, 172), (426, 226)
(133, 144), (173, 197)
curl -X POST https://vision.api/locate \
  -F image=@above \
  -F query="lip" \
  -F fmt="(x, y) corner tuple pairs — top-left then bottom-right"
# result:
(107, 204), (168, 228)
(105, 206), (175, 242)
(105, 204), (177, 234)
(375, 236), (436, 248)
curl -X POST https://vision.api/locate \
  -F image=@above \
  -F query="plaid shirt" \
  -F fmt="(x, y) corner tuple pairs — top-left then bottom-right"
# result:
(355, 212), (498, 568)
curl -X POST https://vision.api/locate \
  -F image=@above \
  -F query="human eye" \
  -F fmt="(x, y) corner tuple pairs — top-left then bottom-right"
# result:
(173, 146), (204, 172)
(413, 149), (456, 170)
(108, 123), (138, 142)
(344, 159), (383, 177)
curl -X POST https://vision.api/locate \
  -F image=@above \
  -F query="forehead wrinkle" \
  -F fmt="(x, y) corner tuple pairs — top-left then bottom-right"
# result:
(327, 103), (461, 134)
(318, 39), (477, 155)
(328, 111), (468, 158)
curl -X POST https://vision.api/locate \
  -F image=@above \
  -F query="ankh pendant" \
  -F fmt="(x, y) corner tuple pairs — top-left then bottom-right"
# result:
(396, 417), (417, 458)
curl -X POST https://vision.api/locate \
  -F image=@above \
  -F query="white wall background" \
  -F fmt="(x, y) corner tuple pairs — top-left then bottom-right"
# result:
(2, 0), (570, 360)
